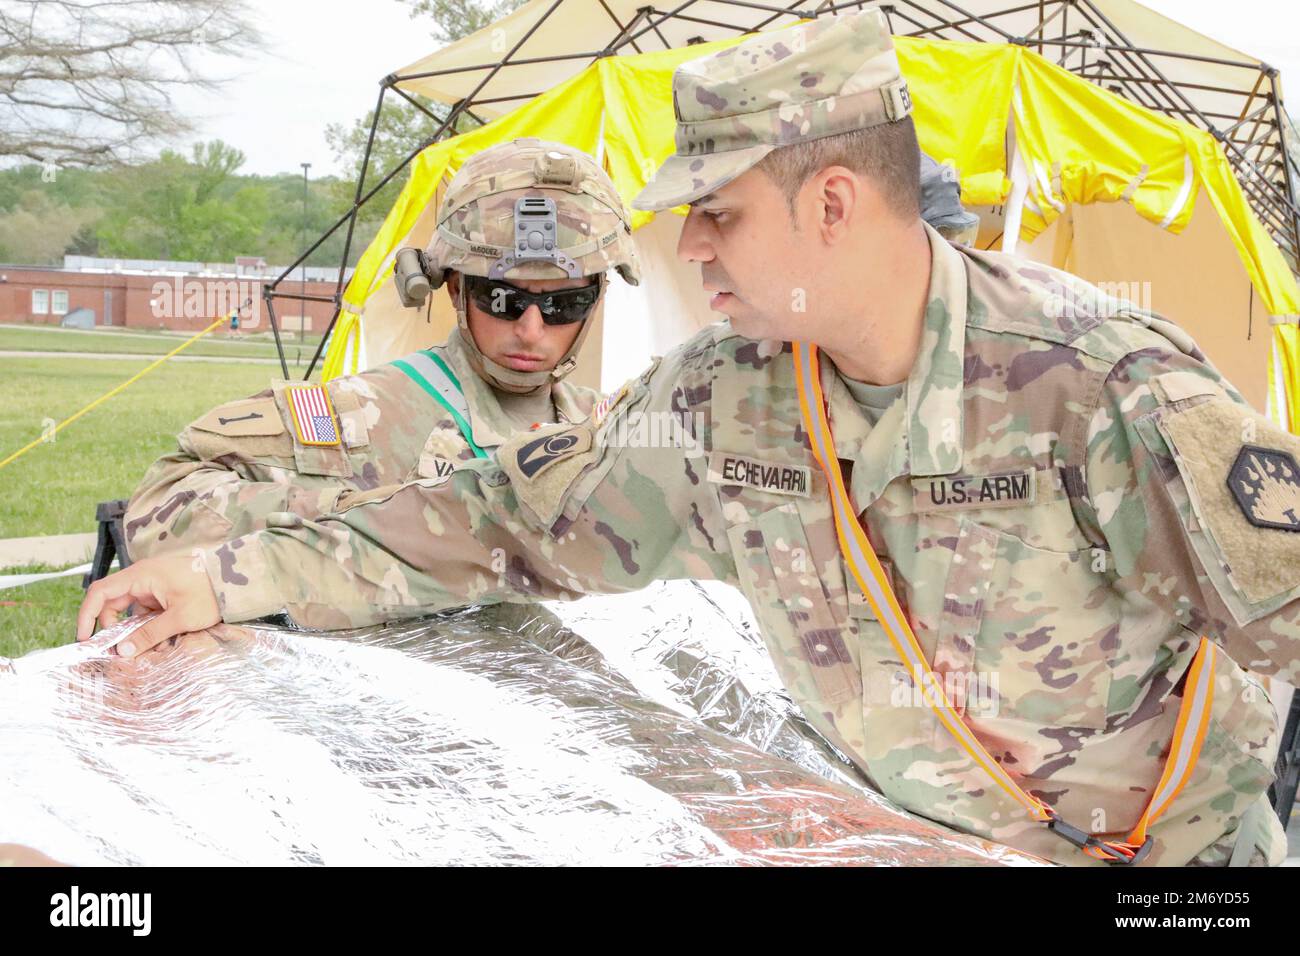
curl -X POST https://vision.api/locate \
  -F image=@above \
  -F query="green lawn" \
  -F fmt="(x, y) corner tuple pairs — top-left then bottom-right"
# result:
(0, 564), (88, 659)
(0, 355), (309, 538)
(0, 323), (325, 364)
(0, 355), (313, 653)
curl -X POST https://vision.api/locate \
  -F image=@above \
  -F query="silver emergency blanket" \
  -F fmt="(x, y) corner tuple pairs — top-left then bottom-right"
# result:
(0, 581), (1042, 865)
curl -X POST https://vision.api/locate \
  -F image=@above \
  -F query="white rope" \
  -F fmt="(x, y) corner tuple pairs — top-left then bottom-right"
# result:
(0, 561), (113, 592)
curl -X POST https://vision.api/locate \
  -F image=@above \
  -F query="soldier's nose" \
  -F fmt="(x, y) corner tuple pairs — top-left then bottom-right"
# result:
(677, 210), (715, 264)
(515, 305), (547, 344)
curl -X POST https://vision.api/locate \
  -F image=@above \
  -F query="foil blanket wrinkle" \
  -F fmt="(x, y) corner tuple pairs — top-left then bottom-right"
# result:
(0, 581), (1042, 866)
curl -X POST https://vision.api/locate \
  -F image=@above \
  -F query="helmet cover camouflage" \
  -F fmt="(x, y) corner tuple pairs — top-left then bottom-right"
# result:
(429, 138), (639, 286)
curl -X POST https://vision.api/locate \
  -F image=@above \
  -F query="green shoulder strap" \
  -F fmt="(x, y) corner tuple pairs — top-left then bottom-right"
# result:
(391, 350), (488, 459)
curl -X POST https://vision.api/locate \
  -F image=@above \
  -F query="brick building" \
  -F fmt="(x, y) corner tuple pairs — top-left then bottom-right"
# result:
(0, 257), (350, 335)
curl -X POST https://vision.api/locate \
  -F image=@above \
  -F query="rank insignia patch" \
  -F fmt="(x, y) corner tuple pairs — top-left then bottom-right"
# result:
(286, 385), (341, 447)
(1227, 445), (1300, 532)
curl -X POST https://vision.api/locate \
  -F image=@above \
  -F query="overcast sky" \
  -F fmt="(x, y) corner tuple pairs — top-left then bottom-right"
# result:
(173, 0), (1300, 178)
(170, 0), (435, 178)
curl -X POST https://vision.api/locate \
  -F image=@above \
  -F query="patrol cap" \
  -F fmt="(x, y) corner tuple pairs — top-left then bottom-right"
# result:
(633, 10), (912, 212)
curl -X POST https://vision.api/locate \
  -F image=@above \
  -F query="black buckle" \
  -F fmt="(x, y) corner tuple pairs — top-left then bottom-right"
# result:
(1047, 816), (1153, 865)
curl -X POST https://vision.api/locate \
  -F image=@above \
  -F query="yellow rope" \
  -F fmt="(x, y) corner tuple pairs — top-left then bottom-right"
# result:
(0, 314), (231, 472)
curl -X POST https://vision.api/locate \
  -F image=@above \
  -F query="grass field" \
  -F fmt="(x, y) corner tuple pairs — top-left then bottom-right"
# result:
(0, 323), (324, 364)
(0, 356), (298, 538)
(0, 350), (313, 653)
(0, 564), (87, 659)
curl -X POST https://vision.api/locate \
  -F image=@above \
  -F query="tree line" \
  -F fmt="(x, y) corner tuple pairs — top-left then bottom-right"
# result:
(0, 0), (520, 270)
(1, 139), (381, 270)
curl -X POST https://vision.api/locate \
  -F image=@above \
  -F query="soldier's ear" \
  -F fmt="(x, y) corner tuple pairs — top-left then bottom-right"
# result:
(811, 166), (859, 243)
(445, 272), (460, 298)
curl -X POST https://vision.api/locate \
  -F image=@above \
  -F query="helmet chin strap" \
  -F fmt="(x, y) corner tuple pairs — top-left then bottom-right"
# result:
(453, 278), (593, 395)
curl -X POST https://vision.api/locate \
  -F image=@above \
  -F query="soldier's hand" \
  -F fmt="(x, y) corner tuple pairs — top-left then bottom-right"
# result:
(76, 556), (221, 655)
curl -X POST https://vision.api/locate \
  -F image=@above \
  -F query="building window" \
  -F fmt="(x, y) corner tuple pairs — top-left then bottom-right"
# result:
(52, 290), (69, 315)
(32, 289), (49, 314)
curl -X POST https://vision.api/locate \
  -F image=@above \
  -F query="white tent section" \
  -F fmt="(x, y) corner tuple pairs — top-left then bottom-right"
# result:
(598, 210), (721, 388)
(391, 0), (784, 112)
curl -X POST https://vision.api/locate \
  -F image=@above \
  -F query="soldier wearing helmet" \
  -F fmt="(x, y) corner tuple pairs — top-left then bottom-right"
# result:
(397, 138), (639, 393)
(124, 138), (638, 563)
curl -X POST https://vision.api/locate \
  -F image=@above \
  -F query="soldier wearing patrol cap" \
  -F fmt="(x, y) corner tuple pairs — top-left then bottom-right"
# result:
(124, 138), (639, 558)
(87, 12), (1298, 868)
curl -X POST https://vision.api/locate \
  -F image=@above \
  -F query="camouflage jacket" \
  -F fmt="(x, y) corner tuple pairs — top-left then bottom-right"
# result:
(198, 225), (1297, 866)
(125, 333), (596, 558)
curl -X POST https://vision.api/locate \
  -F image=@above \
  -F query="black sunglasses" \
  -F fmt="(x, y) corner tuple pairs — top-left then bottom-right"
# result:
(463, 275), (602, 326)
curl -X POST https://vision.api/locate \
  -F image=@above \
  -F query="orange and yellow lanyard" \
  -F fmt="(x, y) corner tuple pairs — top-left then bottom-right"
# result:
(793, 341), (1215, 864)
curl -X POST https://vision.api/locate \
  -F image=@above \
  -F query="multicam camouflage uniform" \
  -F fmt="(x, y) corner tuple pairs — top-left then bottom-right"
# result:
(125, 138), (638, 559)
(191, 13), (1296, 866)
(124, 333), (597, 558)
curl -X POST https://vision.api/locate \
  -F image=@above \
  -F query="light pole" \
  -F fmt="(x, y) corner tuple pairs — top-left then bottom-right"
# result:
(300, 162), (311, 348)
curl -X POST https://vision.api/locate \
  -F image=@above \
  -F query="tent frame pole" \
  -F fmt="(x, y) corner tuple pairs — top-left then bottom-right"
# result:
(1268, 69), (1300, 267)
(275, 0), (1300, 385)
(598, 1), (647, 55)
(307, 81), (392, 380)
(264, 81), (388, 380)
(1074, 0), (1299, 245)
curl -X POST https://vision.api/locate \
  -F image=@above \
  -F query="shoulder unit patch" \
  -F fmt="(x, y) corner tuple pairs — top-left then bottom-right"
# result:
(499, 423), (601, 532)
(193, 397), (284, 437)
(1227, 445), (1300, 532)
(516, 428), (593, 479)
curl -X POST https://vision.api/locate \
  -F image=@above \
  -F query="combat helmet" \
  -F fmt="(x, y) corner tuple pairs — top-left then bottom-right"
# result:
(394, 138), (640, 393)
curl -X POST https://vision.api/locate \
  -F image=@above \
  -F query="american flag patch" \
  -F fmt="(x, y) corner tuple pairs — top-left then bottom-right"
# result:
(286, 385), (340, 446)
(592, 382), (630, 427)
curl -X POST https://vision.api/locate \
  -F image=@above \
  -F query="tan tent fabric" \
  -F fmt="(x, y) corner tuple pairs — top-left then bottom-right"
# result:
(393, 0), (1283, 123)
(978, 192), (1274, 409)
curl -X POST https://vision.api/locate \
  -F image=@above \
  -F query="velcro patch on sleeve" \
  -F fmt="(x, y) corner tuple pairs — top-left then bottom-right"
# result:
(515, 427), (593, 479)
(707, 450), (811, 497)
(330, 389), (370, 449)
(911, 470), (1035, 513)
(193, 398), (285, 437)
(500, 424), (598, 529)
(1150, 370), (1229, 406)
(272, 382), (352, 478)
(1158, 400), (1300, 617)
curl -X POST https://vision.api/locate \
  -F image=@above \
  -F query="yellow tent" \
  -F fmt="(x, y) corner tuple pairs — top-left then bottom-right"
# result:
(322, 26), (1300, 427)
